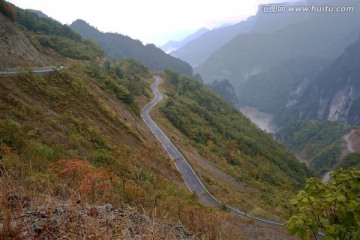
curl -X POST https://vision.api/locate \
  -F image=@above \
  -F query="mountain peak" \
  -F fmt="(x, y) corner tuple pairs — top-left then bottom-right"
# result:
(71, 20), (193, 76)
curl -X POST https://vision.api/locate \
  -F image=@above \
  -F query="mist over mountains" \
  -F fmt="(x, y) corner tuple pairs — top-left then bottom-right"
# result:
(278, 35), (360, 125)
(177, 0), (360, 126)
(166, 0), (360, 174)
(160, 27), (209, 53)
(196, 2), (360, 85)
(169, 1), (312, 67)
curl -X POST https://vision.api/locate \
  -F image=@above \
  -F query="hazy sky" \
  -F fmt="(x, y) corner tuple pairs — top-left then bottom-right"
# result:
(8, 0), (284, 45)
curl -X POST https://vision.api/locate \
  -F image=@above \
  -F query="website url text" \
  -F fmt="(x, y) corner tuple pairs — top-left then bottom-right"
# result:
(261, 4), (355, 13)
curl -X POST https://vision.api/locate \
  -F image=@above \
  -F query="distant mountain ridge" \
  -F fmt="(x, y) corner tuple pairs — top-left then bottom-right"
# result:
(170, 17), (255, 66)
(71, 19), (193, 76)
(171, 1), (312, 67)
(197, 1), (360, 86)
(177, 1), (360, 128)
(160, 27), (209, 53)
(234, 31), (360, 126)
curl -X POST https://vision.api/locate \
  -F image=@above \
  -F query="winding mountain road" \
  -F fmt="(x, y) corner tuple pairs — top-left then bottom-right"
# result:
(141, 76), (284, 226)
(0, 66), (66, 74)
(322, 131), (356, 183)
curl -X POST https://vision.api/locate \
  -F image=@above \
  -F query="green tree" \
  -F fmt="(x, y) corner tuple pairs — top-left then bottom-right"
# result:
(286, 168), (360, 240)
(164, 69), (180, 86)
(0, 119), (25, 150)
(0, 0), (15, 21)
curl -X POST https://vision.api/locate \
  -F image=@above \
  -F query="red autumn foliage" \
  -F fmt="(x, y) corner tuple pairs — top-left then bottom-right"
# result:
(51, 159), (111, 201)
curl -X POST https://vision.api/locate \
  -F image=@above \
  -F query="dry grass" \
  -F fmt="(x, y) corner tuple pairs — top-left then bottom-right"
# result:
(0, 71), (294, 239)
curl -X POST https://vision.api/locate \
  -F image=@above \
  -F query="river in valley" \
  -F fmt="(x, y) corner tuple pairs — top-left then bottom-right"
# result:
(239, 106), (276, 133)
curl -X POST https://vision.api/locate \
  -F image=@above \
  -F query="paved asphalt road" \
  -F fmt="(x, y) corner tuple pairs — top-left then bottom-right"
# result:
(0, 66), (65, 74)
(141, 76), (284, 226)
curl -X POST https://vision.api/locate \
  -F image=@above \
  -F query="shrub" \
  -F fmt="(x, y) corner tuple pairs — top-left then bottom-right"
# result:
(51, 159), (112, 202)
(0, 0), (16, 21)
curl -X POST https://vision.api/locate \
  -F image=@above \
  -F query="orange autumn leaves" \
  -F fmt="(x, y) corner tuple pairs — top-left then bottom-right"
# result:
(51, 159), (111, 202)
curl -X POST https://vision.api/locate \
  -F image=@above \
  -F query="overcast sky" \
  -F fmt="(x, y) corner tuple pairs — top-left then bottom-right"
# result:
(8, 0), (285, 45)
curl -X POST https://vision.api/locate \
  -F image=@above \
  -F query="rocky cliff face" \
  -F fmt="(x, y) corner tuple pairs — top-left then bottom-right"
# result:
(326, 85), (358, 122)
(0, 14), (49, 68)
(280, 35), (360, 125)
(206, 79), (239, 105)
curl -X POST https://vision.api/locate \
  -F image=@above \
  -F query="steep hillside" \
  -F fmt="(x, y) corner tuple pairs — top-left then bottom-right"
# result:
(197, 0), (360, 85)
(0, 3), (299, 238)
(237, 56), (330, 115)
(276, 120), (350, 174)
(0, 2), (103, 68)
(14, 7), (103, 62)
(70, 19), (193, 76)
(152, 70), (312, 221)
(0, 61), (213, 239)
(0, 60), (260, 239)
(277, 34), (360, 125)
(0, 14), (49, 68)
(206, 79), (239, 105)
(236, 35), (360, 175)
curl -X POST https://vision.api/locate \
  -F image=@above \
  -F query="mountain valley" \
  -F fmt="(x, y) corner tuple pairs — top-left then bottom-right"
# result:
(1, 0), (359, 239)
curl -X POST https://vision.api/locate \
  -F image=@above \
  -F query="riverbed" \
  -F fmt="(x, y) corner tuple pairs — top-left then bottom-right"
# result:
(239, 106), (276, 133)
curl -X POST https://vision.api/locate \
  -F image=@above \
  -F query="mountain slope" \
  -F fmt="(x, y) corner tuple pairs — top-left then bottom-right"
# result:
(153, 70), (312, 220)
(276, 120), (351, 174)
(0, 3), (104, 68)
(197, 0), (360, 85)
(171, 2), (311, 67)
(237, 56), (330, 115)
(278, 34), (360, 125)
(170, 17), (255, 66)
(0, 14), (49, 68)
(206, 79), (239, 105)
(70, 19), (193, 76)
(0, 5), (298, 239)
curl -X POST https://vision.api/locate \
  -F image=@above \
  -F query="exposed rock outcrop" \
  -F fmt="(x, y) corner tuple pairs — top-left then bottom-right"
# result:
(206, 79), (239, 105)
(0, 201), (194, 239)
(0, 14), (49, 68)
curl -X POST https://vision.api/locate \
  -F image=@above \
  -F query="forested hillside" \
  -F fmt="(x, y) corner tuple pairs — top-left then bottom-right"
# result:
(276, 120), (350, 174)
(206, 79), (239, 105)
(70, 19), (193, 76)
(196, 0), (360, 177)
(156, 69), (312, 220)
(0, 3), (103, 68)
(14, 5), (103, 61)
